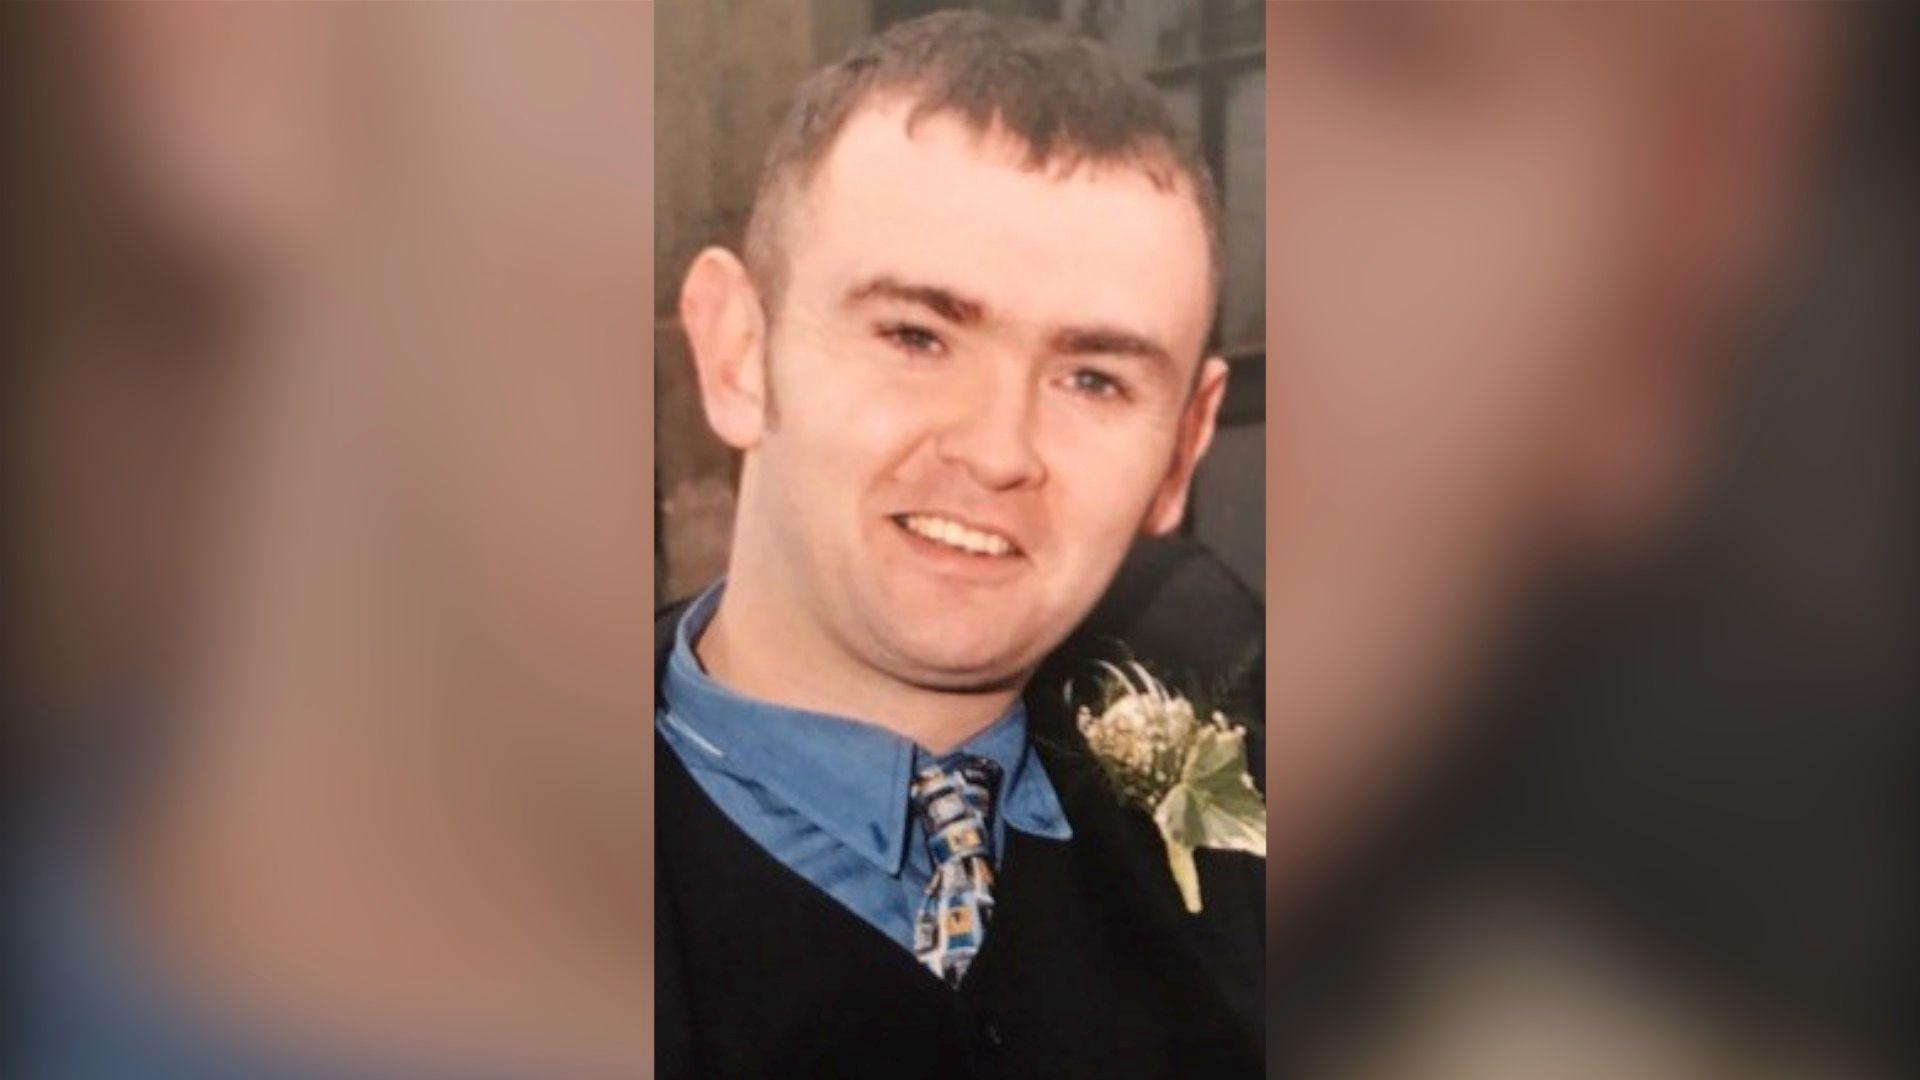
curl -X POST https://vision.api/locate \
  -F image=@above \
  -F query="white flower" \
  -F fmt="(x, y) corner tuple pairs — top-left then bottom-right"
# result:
(1073, 661), (1265, 913)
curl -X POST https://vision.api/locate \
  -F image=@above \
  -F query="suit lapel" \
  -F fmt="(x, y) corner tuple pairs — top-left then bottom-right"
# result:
(652, 602), (698, 1078)
(1026, 673), (1267, 1052)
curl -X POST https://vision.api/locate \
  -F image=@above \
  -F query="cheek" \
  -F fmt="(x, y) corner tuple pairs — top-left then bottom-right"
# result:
(773, 337), (958, 480)
(1037, 413), (1174, 542)
(763, 352), (921, 501)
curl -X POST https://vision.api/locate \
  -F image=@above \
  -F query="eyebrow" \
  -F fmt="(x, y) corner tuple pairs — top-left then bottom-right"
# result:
(1046, 325), (1176, 373)
(844, 273), (1178, 374)
(843, 275), (986, 325)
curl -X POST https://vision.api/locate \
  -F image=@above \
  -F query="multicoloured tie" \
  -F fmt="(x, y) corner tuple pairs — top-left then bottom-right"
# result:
(909, 756), (1001, 987)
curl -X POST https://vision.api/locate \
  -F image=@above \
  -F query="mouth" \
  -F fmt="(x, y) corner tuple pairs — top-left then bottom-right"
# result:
(888, 512), (1023, 559)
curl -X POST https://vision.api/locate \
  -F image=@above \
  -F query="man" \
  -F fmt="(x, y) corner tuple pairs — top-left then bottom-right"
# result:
(655, 12), (1262, 1078)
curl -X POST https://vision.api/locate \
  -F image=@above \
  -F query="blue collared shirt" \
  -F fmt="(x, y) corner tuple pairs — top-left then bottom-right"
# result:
(656, 582), (1072, 952)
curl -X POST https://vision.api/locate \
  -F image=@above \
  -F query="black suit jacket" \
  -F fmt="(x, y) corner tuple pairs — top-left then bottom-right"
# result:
(655, 540), (1265, 1078)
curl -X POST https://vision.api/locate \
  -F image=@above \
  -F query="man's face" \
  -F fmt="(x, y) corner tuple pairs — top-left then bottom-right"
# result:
(737, 98), (1218, 689)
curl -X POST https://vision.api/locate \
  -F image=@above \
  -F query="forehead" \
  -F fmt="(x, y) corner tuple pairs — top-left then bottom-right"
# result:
(785, 98), (1214, 361)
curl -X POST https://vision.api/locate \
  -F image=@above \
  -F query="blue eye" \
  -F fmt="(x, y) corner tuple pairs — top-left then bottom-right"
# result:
(1067, 368), (1126, 400)
(877, 322), (944, 356)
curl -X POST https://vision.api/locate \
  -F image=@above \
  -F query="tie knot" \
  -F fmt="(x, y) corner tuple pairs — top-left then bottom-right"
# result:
(910, 756), (1001, 861)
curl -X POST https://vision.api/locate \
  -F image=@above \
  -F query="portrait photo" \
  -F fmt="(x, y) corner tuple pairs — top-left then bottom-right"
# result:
(4, 3), (1912, 1079)
(652, 3), (1268, 1076)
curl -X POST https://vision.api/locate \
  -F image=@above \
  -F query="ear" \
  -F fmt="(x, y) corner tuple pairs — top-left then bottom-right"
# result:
(679, 247), (771, 450)
(1143, 357), (1229, 536)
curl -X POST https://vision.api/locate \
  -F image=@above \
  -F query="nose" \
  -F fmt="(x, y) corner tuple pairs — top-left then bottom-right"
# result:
(934, 366), (1047, 492)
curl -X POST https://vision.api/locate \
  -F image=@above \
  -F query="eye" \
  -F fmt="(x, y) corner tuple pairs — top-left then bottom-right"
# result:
(1065, 368), (1127, 401)
(876, 322), (945, 357)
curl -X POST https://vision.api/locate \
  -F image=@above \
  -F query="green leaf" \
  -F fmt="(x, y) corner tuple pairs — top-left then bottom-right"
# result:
(1153, 725), (1266, 859)
(1164, 834), (1202, 913)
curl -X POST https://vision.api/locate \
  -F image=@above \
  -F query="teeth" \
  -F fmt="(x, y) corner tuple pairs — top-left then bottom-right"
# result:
(900, 514), (1014, 557)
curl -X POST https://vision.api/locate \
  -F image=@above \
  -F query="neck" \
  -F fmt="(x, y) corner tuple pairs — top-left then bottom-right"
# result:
(695, 581), (1022, 756)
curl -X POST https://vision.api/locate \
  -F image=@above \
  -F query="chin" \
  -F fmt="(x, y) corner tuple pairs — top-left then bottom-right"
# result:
(879, 626), (1038, 690)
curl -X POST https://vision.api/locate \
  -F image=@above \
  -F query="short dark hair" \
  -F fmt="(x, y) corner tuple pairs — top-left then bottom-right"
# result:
(742, 10), (1222, 326)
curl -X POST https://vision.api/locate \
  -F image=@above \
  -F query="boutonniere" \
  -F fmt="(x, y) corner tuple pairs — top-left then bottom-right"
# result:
(1072, 662), (1265, 913)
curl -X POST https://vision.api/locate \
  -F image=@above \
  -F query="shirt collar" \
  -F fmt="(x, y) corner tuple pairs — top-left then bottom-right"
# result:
(661, 581), (1071, 876)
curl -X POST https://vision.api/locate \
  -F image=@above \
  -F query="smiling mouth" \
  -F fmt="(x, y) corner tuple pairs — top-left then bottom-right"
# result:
(890, 513), (1022, 558)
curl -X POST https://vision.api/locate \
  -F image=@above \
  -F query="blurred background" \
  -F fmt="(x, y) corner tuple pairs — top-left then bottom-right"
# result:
(655, 0), (1268, 603)
(8, 4), (657, 1075)
(2, 2), (1912, 1079)
(1263, 4), (1913, 1079)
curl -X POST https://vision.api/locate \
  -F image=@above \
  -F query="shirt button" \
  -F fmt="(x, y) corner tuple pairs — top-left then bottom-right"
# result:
(980, 1018), (1004, 1048)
